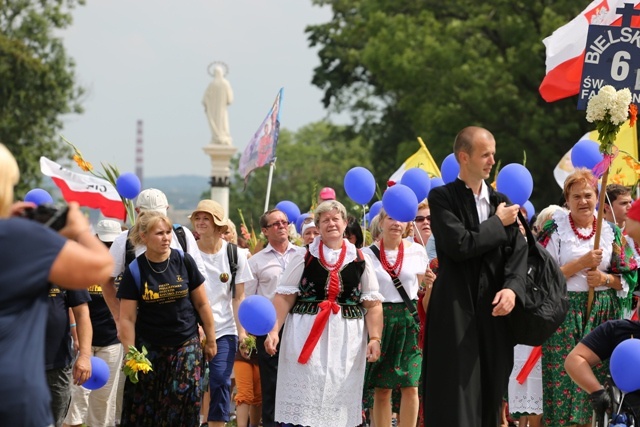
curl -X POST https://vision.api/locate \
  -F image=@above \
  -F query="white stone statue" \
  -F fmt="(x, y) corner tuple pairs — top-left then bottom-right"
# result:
(203, 64), (233, 145)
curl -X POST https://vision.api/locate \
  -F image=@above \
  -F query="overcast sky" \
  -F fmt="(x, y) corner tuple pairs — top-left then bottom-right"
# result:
(60, 0), (334, 178)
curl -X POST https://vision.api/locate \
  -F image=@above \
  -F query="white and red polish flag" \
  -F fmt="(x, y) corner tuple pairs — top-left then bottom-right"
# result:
(40, 156), (126, 220)
(539, 0), (640, 102)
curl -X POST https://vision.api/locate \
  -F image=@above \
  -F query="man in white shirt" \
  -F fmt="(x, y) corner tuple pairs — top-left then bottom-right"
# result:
(245, 208), (305, 427)
(101, 188), (206, 326)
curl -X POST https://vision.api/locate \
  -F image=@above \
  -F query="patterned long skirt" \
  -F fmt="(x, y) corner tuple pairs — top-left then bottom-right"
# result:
(121, 335), (205, 427)
(364, 303), (422, 412)
(542, 290), (620, 426)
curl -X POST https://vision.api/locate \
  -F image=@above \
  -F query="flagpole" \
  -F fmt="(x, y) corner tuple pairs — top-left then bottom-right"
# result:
(587, 168), (609, 319)
(263, 158), (277, 213)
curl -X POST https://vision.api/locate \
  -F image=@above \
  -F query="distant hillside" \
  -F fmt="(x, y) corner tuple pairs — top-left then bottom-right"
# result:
(144, 175), (209, 210)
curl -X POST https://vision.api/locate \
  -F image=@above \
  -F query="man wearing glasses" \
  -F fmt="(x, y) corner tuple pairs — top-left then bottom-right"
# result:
(245, 209), (305, 427)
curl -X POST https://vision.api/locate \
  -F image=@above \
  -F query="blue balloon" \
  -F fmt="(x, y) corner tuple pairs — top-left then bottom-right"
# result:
(238, 295), (277, 336)
(400, 168), (431, 202)
(369, 201), (383, 219)
(522, 200), (535, 221)
(83, 356), (110, 390)
(295, 213), (311, 233)
(116, 173), (141, 199)
(344, 167), (375, 204)
(382, 184), (418, 222)
(24, 188), (53, 206)
(430, 177), (445, 190)
(275, 200), (301, 224)
(610, 338), (640, 393)
(496, 164), (534, 206)
(441, 154), (460, 184)
(571, 139), (602, 170)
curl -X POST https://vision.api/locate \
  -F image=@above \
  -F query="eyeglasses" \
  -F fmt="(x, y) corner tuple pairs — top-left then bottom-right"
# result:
(265, 220), (289, 229)
(414, 215), (431, 223)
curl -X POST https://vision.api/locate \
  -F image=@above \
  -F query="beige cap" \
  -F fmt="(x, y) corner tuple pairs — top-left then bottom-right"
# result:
(190, 199), (228, 230)
(135, 189), (169, 214)
(95, 220), (121, 242)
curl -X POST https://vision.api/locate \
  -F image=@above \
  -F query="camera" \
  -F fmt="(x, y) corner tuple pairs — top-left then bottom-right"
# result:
(21, 204), (69, 231)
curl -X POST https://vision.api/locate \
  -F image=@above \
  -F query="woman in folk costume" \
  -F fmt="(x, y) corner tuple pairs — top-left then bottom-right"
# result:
(264, 200), (384, 427)
(537, 168), (637, 426)
(363, 208), (433, 427)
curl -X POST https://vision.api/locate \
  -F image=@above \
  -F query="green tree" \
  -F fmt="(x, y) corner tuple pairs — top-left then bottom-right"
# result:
(307, 0), (598, 208)
(229, 121), (373, 229)
(0, 0), (84, 196)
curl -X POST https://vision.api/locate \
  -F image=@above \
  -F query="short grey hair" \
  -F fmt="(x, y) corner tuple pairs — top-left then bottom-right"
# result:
(314, 200), (348, 225)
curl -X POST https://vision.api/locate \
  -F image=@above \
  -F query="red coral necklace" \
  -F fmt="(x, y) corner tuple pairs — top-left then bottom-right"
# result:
(379, 238), (404, 277)
(569, 214), (597, 241)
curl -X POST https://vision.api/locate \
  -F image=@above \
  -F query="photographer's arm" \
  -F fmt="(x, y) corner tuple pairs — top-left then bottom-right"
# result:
(49, 203), (113, 289)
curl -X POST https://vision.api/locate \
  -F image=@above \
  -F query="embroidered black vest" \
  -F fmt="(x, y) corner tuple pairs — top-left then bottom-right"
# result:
(291, 250), (366, 319)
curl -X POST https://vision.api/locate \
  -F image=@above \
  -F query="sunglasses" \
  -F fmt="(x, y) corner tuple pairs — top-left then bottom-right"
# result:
(265, 220), (290, 229)
(414, 215), (431, 223)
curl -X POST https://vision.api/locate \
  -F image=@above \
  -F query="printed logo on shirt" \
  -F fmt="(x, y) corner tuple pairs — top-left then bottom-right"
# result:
(176, 275), (183, 283)
(142, 281), (188, 304)
(48, 285), (62, 298)
(88, 284), (103, 295)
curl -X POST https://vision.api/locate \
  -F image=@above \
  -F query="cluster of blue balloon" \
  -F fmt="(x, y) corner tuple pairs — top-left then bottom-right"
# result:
(83, 356), (110, 390)
(610, 338), (640, 393)
(238, 295), (277, 336)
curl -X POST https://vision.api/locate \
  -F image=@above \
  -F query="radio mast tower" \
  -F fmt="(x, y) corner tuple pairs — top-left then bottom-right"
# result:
(135, 120), (144, 189)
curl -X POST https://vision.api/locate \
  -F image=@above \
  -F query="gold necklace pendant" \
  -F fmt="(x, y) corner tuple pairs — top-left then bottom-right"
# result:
(219, 272), (230, 283)
(146, 255), (170, 274)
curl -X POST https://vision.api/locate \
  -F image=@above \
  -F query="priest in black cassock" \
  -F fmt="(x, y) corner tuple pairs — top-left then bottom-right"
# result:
(422, 126), (527, 427)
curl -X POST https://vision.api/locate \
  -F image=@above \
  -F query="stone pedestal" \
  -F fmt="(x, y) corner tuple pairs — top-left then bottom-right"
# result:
(202, 144), (237, 218)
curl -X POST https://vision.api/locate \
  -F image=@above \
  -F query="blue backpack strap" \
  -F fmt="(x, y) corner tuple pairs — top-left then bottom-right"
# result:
(130, 259), (141, 292)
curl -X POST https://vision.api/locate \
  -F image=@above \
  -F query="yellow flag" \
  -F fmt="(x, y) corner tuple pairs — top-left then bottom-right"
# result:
(389, 137), (441, 182)
(589, 121), (638, 186)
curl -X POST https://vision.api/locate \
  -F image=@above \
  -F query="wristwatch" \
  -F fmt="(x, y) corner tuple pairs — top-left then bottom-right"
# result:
(605, 274), (611, 286)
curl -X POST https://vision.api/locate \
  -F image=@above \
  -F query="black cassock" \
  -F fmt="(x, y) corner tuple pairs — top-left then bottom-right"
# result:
(422, 179), (527, 427)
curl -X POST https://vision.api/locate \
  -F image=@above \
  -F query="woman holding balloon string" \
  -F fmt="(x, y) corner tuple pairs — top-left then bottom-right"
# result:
(264, 200), (384, 427)
(117, 211), (217, 426)
(536, 168), (637, 427)
(190, 200), (254, 427)
(363, 208), (433, 427)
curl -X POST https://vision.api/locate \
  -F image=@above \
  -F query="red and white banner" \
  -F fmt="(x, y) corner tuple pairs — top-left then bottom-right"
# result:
(40, 156), (126, 220)
(539, 0), (640, 102)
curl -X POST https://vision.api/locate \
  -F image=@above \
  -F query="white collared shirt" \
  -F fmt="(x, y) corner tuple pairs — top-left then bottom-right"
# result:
(460, 177), (491, 223)
(245, 242), (306, 300)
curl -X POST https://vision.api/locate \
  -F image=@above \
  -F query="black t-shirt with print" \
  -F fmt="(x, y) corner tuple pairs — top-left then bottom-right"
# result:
(581, 319), (640, 361)
(45, 286), (91, 370)
(117, 249), (205, 347)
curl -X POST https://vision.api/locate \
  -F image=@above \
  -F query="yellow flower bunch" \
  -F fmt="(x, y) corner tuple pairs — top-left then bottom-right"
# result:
(238, 209), (262, 254)
(62, 136), (136, 225)
(122, 345), (153, 383)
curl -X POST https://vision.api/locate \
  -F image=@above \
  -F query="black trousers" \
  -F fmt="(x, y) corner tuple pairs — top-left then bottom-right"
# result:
(255, 327), (283, 427)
